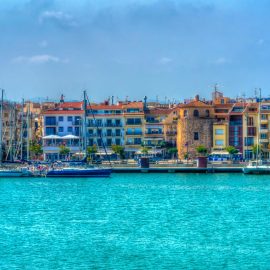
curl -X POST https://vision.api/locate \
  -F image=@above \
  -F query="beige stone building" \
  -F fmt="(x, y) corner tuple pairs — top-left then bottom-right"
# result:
(176, 96), (215, 159)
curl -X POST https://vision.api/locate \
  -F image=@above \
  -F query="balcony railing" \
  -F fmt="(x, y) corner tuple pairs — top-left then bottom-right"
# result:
(126, 132), (142, 135)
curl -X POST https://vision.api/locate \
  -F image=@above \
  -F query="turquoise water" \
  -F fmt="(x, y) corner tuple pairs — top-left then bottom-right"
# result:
(1, 173), (270, 269)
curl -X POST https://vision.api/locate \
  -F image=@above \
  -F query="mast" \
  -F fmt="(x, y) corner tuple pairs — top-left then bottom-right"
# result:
(20, 99), (24, 160)
(26, 102), (30, 161)
(83, 90), (87, 156)
(256, 88), (261, 165)
(0, 89), (3, 163)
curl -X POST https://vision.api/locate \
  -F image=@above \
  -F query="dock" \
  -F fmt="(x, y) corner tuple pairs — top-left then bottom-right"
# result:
(110, 167), (243, 173)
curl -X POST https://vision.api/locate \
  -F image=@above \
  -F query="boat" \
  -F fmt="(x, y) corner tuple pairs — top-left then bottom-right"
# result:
(0, 167), (34, 177)
(242, 88), (270, 174)
(46, 167), (112, 177)
(243, 161), (270, 174)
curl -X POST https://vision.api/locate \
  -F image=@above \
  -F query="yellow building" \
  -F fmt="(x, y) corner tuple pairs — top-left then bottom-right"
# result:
(212, 122), (229, 151)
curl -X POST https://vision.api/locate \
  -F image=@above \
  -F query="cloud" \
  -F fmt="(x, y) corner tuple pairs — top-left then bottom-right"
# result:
(12, 54), (68, 64)
(39, 10), (78, 27)
(158, 57), (173, 64)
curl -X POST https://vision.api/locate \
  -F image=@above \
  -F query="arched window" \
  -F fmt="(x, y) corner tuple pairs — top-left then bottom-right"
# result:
(193, 110), (199, 117)
(184, 110), (188, 117)
(205, 110), (210, 117)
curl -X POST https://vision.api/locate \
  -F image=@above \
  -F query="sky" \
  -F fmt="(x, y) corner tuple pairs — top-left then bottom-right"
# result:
(0, 0), (270, 102)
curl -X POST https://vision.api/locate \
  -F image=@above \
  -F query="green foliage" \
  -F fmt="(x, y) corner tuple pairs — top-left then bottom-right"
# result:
(196, 145), (208, 156)
(168, 147), (178, 159)
(252, 144), (262, 155)
(184, 152), (189, 160)
(141, 147), (149, 155)
(112, 145), (125, 159)
(59, 145), (70, 156)
(29, 141), (43, 159)
(225, 146), (239, 155)
(87, 145), (98, 155)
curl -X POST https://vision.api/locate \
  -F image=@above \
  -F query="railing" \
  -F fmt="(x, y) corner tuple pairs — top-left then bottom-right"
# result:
(126, 132), (143, 135)
(126, 122), (142, 125)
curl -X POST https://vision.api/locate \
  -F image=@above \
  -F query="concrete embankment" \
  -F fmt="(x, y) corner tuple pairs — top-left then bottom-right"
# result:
(110, 167), (243, 173)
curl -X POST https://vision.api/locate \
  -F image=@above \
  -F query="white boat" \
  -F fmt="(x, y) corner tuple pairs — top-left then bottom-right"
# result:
(0, 167), (33, 177)
(243, 161), (270, 174)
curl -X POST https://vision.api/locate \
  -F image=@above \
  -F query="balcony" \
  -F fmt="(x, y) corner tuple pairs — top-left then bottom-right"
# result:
(145, 132), (164, 137)
(145, 120), (161, 124)
(126, 132), (142, 136)
(260, 119), (268, 124)
(260, 128), (268, 133)
(260, 138), (269, 143)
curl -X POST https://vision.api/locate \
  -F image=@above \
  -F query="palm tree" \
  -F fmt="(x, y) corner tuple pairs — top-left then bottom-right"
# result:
(196, 145), (208, 156)
(225, 146), (239, 160)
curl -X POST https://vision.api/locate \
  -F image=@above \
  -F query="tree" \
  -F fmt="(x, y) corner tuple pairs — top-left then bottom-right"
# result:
(112, 145), (125, 159)
(87, 145), (98, 161)
(29, 141), (43, 160)
(225, 146), (239, 160)
(59, 145), (70, 159)
(168, 147), (178, 159)
(196, 145), (208, 156)
(252, 144), (262, 158)
(141, 146), (149, 156)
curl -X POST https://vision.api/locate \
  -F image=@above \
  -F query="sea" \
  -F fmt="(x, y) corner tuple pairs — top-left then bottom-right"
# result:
(0, 173), (270, 269)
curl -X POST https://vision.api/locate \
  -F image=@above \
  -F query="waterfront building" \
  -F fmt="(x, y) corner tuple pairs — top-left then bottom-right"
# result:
(163, 109), (178, 147)
(42, 100), (83, 161)
(86, 101), (125, 152)
(143, 108), (172, 149)
(176, 95), (215, 159)
(123, 101), (145, 157)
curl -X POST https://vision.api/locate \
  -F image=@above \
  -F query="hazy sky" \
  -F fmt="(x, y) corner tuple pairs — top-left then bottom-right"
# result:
(0, 0), (269, 102)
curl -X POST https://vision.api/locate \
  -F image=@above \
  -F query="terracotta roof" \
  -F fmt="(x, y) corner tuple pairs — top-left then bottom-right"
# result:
(43, 110), (83, 115)
(178, 100), (213, 108)
(88, 104), (123, 110)
(58, 102), (83, 109)
(146, 108), (173, 115)
(123, 102), (144, 109)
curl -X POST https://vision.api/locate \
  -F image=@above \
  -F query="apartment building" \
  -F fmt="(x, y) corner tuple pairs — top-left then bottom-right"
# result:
(123, 102), (145, 157)
(42, 101), (83, 160)
(86, 102), (125, 151)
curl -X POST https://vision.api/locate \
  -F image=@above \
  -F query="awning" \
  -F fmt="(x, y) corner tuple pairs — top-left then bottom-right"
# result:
(62, 135), (79, 139)
(43, 135), (62, 139)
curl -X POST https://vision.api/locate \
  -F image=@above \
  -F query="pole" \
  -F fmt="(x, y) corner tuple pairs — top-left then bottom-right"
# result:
(0, 89), (3, 163)
(83, 90), (87, 156)
(27, 102), (30, 161)
(20, 99), (24, 160)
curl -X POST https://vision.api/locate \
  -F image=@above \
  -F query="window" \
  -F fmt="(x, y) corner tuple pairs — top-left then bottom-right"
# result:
(194, 132), (199, 140)
(75, 127), (80, 136)
(247, 117), (254, 126)
(247, 127), (256, 136)
(134, 138), (142, 145)
(261, 114), (268, 120)
(46, 127), (56, 135)
(215, 129), (224, 135)
(58, 116), (64, 122)
(115, 138), (121, 145)
(115, 129), (121, 136)
(205, 110), (210, 117)
(67, 127), (73, 132)
(107, 139), (112, 146)
(245, 137), (254, 146)
(193, 110), (199, 117)
(184, 110), (188, 117)
(58, 127), (64, 132)
(221, 99), (224, 104)
(45, 116), (56, 126)
(107, 129), (112, 136)
(67, 116), (73, 122)
(215, 140), (224, 146)
(261, 133), (267, 139)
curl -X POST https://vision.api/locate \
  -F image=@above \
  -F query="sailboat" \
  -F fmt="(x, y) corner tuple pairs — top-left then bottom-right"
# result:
(46, 91), (112, 178)
(243, 89), (270, 174)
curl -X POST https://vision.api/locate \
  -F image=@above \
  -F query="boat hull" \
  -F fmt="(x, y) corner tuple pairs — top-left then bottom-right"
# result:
(0, 170), (33, 177)
(243, 167), (270, 174)
(46, 168), (112, 178)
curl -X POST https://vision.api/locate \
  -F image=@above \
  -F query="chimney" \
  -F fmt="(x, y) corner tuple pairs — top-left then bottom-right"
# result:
(144, 96), (147, 110)
(111, 96), (114, 105)
(60, 94), (64, 103)
(195, 95), (199, 101)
